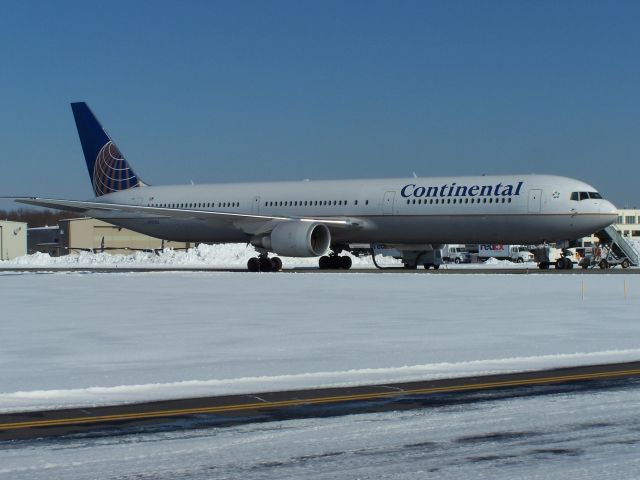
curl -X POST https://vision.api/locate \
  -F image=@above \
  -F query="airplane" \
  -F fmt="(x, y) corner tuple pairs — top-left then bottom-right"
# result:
(12, 102), (617, 271)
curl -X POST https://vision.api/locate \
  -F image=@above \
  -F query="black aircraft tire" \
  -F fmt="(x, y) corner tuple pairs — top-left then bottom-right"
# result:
(319, 256), (331, 270)
(259, 257), (273, 272)
(271, 257), (283, 271)
(622, 259), (630, 269)
(340, 256), (352, 270)
(247, 257), (260, 272)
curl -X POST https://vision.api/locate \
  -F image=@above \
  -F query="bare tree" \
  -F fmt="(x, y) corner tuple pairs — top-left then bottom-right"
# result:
(0, 208), (77, 227)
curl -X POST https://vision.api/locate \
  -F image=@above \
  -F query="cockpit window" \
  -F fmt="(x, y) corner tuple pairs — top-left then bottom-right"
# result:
(571, 191), (603, 201)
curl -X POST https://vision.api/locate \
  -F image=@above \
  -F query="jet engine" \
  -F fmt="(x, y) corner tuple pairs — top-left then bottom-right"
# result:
(251, 221), (331, 257)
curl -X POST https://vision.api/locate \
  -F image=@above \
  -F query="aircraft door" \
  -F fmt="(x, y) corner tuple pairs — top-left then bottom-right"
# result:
(383, 191), (396, 215)
(528, 189), (542, 213)
(252, 196), (261, 214)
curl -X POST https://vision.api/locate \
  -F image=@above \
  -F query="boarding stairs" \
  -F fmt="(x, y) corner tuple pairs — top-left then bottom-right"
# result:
(591, 225), (640, 268)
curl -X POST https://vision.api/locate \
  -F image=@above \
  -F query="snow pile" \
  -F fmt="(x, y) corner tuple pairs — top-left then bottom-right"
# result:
(1, 244), (543, 269)
(3, 349), (639, 413)
(1, 243), (400, 269)
(481, 257), (538, 267)
(484, 257), (514, 266)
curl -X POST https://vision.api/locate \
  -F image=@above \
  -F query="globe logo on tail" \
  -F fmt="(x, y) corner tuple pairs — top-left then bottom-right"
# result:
(93, 141), (140, 196)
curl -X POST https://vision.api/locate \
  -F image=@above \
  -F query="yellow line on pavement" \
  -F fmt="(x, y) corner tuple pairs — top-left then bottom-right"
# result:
(2, 368), (639, 431)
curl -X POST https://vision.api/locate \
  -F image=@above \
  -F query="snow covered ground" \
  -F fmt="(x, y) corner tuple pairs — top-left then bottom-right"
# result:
(2, 269), (640, 479)
(0, 271), (639, 413)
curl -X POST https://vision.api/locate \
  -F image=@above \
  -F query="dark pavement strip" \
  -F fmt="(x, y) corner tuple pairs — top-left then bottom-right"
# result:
(2, 361), (639, 441)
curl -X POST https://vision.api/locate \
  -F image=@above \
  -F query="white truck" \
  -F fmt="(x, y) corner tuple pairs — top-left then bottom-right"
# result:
(442, 244), (472, 264)
(478, 244), (534, 263)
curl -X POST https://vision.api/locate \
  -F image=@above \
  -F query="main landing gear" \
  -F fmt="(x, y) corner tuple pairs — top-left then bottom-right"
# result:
(555, 256), (574, 270)
(247, 253), (283, 272)
(318, 253), (353, 270)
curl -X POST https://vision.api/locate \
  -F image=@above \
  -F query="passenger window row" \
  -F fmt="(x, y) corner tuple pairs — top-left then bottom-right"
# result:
(405, 197), (513, 205)
(148, 202), (240, 209)
(264, 200), (370, 207)
(145, 199), (376, 210)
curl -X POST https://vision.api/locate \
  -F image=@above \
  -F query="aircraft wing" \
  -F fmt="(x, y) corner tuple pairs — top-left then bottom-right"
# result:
(12, 197), (364, 236)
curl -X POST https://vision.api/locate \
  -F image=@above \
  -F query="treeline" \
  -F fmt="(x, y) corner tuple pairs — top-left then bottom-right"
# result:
(0, 208), (78, 228)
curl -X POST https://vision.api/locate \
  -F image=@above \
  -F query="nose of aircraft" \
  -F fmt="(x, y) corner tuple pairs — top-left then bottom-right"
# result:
(600, 200), (618, 217)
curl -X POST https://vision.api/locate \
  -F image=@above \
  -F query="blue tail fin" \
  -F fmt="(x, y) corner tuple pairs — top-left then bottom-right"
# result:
(71, 102), (146, 197)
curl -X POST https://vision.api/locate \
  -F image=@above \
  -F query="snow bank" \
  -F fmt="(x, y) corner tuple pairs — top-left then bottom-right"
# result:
(0, 243), (401, 268)
(0, 243), (541, 269)
(3, 349), (639, 413)
(481, 257), (535, 266)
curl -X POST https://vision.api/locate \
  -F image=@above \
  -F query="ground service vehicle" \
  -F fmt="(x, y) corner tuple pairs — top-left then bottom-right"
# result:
(443, 245), (471, 263)
(478, 244), (533, 263)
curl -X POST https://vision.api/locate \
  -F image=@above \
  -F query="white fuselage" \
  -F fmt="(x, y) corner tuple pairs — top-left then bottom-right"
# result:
(93, 174), (617, 246)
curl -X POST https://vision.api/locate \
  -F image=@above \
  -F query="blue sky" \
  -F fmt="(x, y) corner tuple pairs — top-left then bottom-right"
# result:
(1, 0), (639, 209)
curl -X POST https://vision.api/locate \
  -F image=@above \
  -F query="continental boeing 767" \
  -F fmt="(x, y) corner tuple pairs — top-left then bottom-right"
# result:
(13, 103), (617, 271)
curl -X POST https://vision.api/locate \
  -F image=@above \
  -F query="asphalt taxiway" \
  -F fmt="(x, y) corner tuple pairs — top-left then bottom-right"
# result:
(2, 361), (639, 441)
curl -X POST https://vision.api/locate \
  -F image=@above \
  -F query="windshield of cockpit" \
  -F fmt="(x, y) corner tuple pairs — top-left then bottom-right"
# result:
(570, 191), (602, 201)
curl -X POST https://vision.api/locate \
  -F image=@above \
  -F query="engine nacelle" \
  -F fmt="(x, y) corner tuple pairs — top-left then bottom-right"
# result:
(252, 222), (331, 257)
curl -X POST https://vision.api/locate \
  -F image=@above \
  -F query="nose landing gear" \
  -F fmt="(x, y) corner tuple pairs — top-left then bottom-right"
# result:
(554, 248), (574, 270)
(555, 255), (574, 270)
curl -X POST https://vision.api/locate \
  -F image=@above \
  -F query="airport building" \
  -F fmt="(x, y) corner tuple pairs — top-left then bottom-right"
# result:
(615, 208), (640, 238)
(0, 220), (27, 260)
(27, 226), (61, 256)
(578, 208), (640, 249)
(58, 218), (192, 254)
